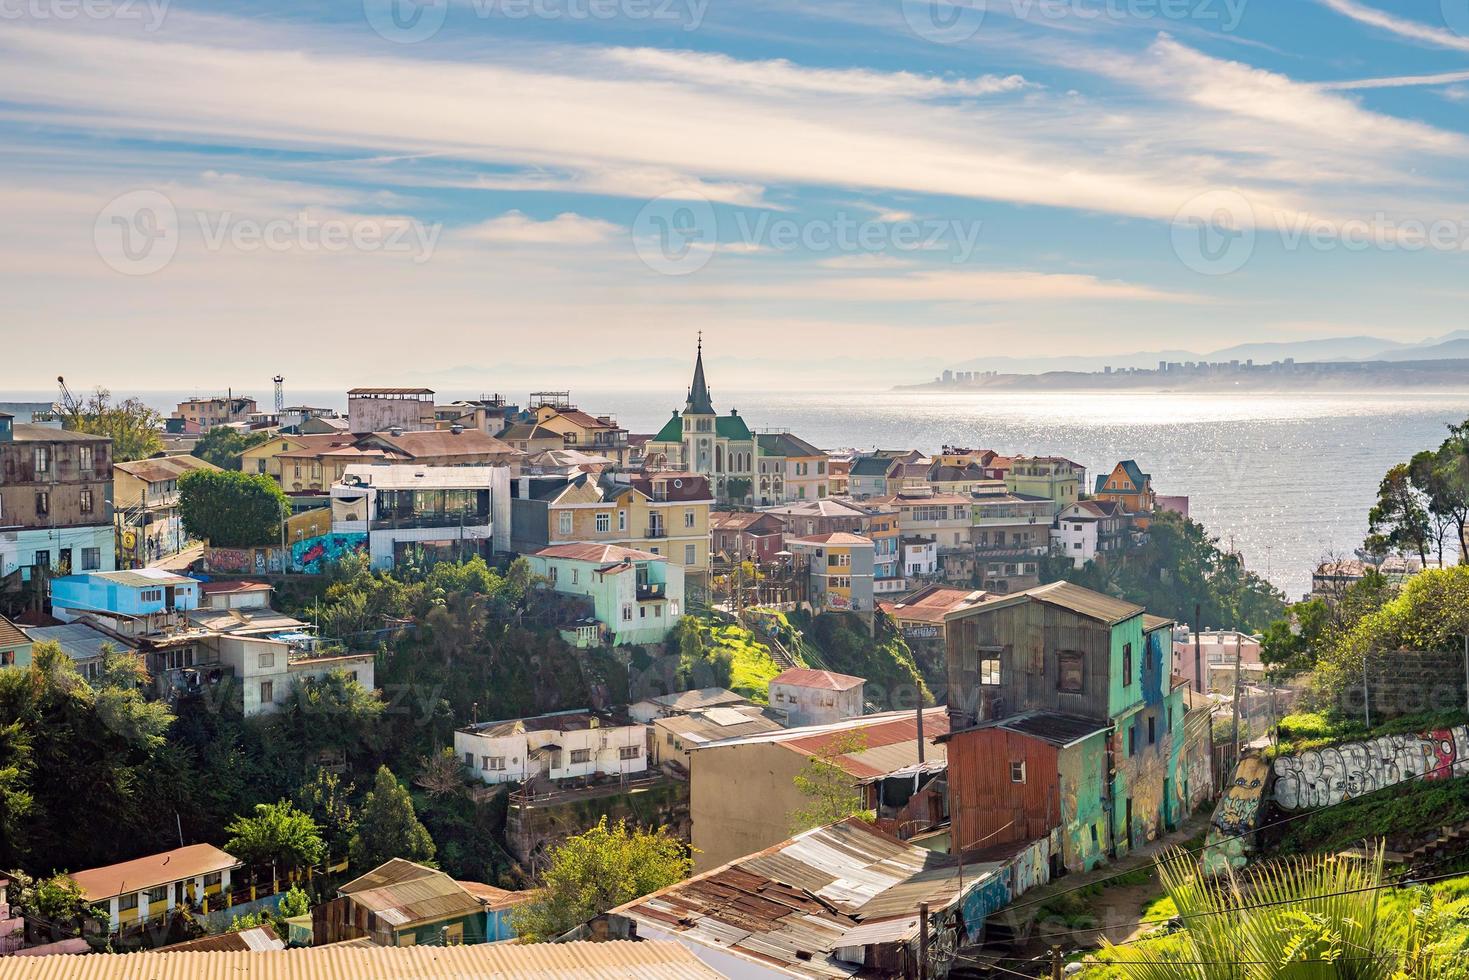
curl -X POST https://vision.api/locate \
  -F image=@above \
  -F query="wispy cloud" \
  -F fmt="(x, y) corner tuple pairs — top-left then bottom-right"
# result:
(461, 210), (619, 245)
(1315, 0), (1469, 53)
(1318, 69), (1469, 90)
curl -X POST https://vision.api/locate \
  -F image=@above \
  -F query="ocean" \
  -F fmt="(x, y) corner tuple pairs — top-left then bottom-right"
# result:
(12, 386), (1468, 601)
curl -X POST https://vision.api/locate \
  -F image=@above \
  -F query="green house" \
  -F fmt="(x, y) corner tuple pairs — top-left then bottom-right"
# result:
(0, 616), (32, 669)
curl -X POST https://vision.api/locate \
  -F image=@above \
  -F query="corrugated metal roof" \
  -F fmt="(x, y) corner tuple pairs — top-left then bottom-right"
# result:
(945, 580), (1144, 625)
(343, 869), (483, 927)
(162, 924), (282, 952)
(613, 819), (996, 979)
(770, 669), (866, 692)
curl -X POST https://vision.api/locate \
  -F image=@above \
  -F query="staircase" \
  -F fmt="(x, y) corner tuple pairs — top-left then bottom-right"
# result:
(1403, 822), (1469, 871)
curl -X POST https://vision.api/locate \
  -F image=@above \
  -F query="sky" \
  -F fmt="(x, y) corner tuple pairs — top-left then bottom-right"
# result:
(4, 0), (1469, 391)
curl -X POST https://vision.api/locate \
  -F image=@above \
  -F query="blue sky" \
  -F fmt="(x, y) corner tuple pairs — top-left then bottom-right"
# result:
(4, 0), (1469, 389)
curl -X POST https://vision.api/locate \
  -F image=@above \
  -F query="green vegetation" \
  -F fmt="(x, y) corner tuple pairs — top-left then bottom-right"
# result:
(1366, 419), (1469, 568)
(510, 817), (691, 943)
(790, 731), (873, 834)
(1275, 775), (1469, 856)
(192, 426), (274, 471)
(178, 468), (289, 548)
(55, 386), (163, 462)
(1084, 849), (1469, 979)
(1273, 708), (1469, 757)
(1044, 510), (1285, 632)
(803, 612), (931, 709)
(224, 801), (326, 872)
(350, 766), (435, 870)
(669, 615), (782, 703)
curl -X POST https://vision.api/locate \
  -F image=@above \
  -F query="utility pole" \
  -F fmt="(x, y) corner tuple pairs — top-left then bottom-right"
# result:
(1193, 603), (1203, 695)
(1231, 631), (1243, 767)
(918, 902), (930, 980)
(1051, 944), (1065, 979)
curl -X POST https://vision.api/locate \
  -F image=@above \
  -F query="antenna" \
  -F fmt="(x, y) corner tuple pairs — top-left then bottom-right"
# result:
(274, 376), (285, 415)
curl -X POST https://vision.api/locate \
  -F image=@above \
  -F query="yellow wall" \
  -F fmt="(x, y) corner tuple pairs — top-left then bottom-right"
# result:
(286, 507), (331, 541)
(242, 436), (311, 481)
(546, 489), (711, 575)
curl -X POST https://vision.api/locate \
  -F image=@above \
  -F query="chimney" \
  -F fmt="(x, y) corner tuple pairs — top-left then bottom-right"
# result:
(389, 426), (404, 437)
(450, 423), (464, 435)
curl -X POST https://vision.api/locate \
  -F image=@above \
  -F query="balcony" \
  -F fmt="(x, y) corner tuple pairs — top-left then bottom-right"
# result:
(637, 581), (666, 601)
(643, 526), (667, 539)
(370, 511), (490, 531)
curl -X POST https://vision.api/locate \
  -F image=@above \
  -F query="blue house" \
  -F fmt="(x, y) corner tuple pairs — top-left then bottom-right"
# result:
(50, 569), (200, 631)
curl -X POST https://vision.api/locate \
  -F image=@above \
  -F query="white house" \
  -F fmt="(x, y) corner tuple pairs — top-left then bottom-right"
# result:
(211, 634), (375, 717)
(331, 464), (511, 572)
(768, 668), (866, 727)
(527, 544), (685, 646)
(455, 709), (648, 786)
(901, 538), (937, 581)
(1050, 499), (1125, 568)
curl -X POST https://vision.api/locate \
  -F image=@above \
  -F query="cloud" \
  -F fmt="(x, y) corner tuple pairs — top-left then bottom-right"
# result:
(1315, 0), (1469, 53)
(461, 210), (618, 245)
(1317, 69), (1469, 91)
(746, 269), (1196, 303)
(595, 47), (1032, 99)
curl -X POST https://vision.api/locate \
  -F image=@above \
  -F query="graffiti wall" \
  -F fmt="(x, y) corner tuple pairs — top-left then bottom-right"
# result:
(1201, 755), (1270, 876)
(291, 532), (368, 575)
(960, 831), (1058, 943)
(1272, 726), (1469, 811)
(205, 546), (282, 575)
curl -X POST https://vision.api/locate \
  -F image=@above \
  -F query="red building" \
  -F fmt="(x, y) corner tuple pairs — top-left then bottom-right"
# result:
(709, 510), (786, 563)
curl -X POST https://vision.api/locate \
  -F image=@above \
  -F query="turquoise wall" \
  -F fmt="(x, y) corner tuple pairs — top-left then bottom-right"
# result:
(1107, 614), (1146, 718)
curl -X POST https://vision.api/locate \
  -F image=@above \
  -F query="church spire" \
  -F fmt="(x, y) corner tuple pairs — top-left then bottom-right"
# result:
(685, 332), (715, 415)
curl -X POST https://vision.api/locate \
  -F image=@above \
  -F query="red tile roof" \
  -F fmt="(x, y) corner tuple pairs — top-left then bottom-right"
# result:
(788, 532), (872, 547)
(771, 668), (865, 691)
(532, 544), (664, 564)
(70, 844), (242, 902)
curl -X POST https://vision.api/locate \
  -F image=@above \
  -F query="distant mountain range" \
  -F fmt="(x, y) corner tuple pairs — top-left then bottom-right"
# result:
(945, 330), (1469, 376)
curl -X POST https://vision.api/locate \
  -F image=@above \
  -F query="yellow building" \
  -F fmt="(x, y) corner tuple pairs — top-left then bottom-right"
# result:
(517, 473), (713, 582)
(71, 844), (242, 930)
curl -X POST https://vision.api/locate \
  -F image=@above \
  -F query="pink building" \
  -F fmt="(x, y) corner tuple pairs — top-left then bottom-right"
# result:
(1172, 629), (1263, 693)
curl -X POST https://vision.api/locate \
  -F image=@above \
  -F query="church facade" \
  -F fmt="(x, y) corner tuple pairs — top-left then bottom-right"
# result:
(646, 342), (756, 506)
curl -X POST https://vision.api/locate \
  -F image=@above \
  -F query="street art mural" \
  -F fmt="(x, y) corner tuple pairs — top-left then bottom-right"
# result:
(1201, 755), (1270, 876)
(1272, 726), (1469, 811)
(960, 832), (1058, 943)
(206, 548), (254, 575)
(291, 532), (368, 575)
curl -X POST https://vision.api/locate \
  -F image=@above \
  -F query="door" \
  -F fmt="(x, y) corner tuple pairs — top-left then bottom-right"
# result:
(1124, 797), (1134, 851)
(58, 548), (72, 574)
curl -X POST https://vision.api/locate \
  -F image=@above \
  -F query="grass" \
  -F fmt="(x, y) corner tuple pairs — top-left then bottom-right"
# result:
(1274, 774), (1469, 855)
(1270, 709), (1469, 758)
(703, 621), (783, 704)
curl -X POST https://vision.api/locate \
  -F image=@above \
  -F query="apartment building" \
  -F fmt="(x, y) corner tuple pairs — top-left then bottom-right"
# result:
(0, 415), (114, 582)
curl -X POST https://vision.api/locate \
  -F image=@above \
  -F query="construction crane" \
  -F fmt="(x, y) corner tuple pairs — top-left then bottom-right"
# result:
(55, 376), (84, 425)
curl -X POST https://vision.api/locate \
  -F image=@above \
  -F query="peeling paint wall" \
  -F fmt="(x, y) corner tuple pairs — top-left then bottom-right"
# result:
(1058, 732), (1111, 872)
(1201, 755), (1270, 876)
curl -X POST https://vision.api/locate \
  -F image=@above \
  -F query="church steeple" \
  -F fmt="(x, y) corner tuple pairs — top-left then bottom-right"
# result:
(685, 332), (715, 416)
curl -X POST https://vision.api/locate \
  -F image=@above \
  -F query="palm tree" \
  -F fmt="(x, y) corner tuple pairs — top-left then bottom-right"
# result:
(1097, 847), (1469, 979)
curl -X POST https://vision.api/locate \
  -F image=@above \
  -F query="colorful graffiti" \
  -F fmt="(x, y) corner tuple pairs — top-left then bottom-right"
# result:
(1201, 755), (1270, 875)
(291, 532), (368, 575)
(960, 833), (1057, 943)
(1272, 726), (1469, 811)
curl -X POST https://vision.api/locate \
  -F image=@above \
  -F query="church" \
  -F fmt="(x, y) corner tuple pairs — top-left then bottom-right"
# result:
(646, 340), (756, 506)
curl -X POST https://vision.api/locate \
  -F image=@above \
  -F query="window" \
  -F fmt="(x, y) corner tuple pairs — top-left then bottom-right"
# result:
(1010, 761), (1026, 783)
(980, 656), (1001, 686)
(485, 756), (506, 771)
(618, 510), (627, 532)
(119, 893), (139, 912)
(621, 604), (633, 622)
(202, 872), (222, 890)
(569, 748), (591, 764)
(1148, 716), (1156, 745)
(1122, 643), (1133, 686)
(146, 886), (167, 905)
(259, 680), (274, 704)
(78, 445), (94, 471)
(547, 565), (558, 585)
(684, 509), (695, 528)
(0, 652), (12, 667)
(79, 489), (93, 514)
(464, 751), (474, 767)
(33, 446), (50, 473)
(81, 547), (100, 571)
(1058, 652), (1084, 693)
(639, 606), (647, 619)
(35, 492), (48, 517)
(596, 512), (611, 533)
(258, 651), (276, 669)
(1127, 724), (1136, 756)
(558, 511), (573, 535)
(570, 568), (578, 585)
(684, 544), (696, 565)
(619, 745), (641, 760)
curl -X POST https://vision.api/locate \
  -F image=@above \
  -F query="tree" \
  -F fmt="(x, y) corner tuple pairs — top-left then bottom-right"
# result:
(178, 469), (288, 548)
(225, 800), (325, 871)
(414, 747), (468, 799)
(56, 385), (163, 461)
(277, 885), (310, 918)
(510, 817), (690, 943)
(349, 766), (434, 871)
(293, 770), (357, 855)
(790, 731), (872, 833)
(1366, 462), (1431, 566)
(193, 427), (273, 471)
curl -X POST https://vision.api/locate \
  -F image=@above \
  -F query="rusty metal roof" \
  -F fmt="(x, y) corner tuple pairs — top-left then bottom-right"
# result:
(0, 942), (724, 978)
(338, 858), (439, 894)
(341, 866), (483, 928)
(612, 818), (995, 978)
(945, 580), (1144, 625)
